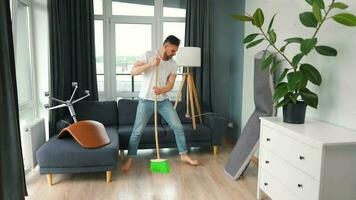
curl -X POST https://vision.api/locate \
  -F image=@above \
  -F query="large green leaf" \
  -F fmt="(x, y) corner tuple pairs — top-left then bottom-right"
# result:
(277, 68), (290, 83)
(290, 93), (300, 104)
(253, 8), (265, 28)
(268, 30), (277, 44)
(284, 37), (304, 44)
(315, 46), (338, 56)
(276, 97), (292, 108)
(299, 12), (318, 28)
(313, 2), (322, 22)
(271, 59), (283, 73)
(314, 0), (325, 9)
(300, 88), (318, 108)
(330, 2), (348, 9)
(305, 0), (325, 9)
(268, 14), (277, 31)
(298, 75), (308, 90)
(232, 15), (254, 21)
(305, 0), (313, 6)
(261, 54), (274, 70)
(287, 71), (303, 91)
(243, 33), (259, 44)
(246, 38), (264, 49)
(273, 82), (289, 102)
(300, 63), (322, 85)
(280, 44), (287, 52)
(332, 13), (356, 26)
(301, 38), (318, 55)
(292, 53), (304, 67)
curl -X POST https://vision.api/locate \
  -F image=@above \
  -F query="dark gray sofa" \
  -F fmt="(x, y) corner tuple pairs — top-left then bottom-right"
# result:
(117, 99), (223, 150)
(36, 99), (225, 185)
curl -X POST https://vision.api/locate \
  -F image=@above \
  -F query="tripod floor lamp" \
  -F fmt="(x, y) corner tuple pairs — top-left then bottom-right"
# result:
(174, 47), (203, 130)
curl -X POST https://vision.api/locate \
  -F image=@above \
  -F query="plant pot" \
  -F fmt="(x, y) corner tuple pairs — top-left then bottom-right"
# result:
(283, 101), (307, 124)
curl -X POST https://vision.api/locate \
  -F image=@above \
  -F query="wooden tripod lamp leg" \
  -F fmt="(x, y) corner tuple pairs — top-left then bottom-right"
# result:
(187, 74), (196, 130)
(186, 77), (190, 117)
(190, 75), (203, 124)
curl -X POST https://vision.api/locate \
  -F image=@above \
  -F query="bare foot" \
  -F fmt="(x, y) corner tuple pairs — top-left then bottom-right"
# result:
(121, 158), (133, 172)
(180, 154), (199, 166)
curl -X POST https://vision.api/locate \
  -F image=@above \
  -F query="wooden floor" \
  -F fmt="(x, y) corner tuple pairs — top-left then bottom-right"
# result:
(25, 140), (259, 200)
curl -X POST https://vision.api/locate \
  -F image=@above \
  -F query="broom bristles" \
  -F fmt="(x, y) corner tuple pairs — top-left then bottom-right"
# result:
(150, 159), (170, 173)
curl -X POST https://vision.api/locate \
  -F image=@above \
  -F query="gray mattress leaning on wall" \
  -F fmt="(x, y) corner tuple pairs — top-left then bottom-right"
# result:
(224, 50), (276, 180)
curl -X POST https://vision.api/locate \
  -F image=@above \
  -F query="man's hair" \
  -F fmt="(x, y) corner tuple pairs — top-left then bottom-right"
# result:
(163, 35), (180, 46)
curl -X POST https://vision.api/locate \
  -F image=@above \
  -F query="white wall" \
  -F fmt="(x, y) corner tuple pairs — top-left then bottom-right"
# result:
(32, 0), (50, 139)
(242, 0), (356, 132)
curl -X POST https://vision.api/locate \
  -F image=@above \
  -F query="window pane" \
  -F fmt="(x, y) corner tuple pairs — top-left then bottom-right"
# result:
(15, 1), (34, 105)
(163, 0), (186, 17)
(116, 75), (132, 92)
(97, 75), (104, 91)
(115, 23), (151, 95)
(94, 20), (104, 93)
(112, 0), (154, 16)
(115, 23), (151, 74)
(134, 75), (143, 92)
(93, 0), (103, 15)
(163, 22), (185, 46)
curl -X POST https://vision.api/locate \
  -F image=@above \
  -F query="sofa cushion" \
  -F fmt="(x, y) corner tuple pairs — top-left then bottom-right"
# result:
(117, 99), (157, 125)
(36, 126), (119, 168)
(74, 101), (118, 126)
(161, 101), (192, 124)
(163, 124), (211, 142)
(118, 125), (167, 149)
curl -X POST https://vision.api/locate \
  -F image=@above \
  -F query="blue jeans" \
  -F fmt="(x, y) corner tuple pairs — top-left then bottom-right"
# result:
(127, 98), (188, 156)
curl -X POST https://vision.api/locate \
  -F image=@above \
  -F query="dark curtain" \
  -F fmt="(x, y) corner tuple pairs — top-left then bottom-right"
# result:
(48, 0), (98, 137)
(0, 0), (28, 199)
(185, 0), (212, 111)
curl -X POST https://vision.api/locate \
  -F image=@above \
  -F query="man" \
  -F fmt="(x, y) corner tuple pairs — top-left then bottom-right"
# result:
(121, 35), (199, 172)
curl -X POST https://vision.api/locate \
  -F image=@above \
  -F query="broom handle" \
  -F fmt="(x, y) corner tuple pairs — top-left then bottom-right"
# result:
(154, 62), (160, 160)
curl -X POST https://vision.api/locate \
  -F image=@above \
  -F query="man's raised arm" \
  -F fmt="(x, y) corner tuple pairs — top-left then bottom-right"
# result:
(130, 56), (160, 76)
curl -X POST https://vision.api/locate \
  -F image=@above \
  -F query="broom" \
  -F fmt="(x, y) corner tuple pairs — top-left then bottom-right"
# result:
(150, 57), (170, 174)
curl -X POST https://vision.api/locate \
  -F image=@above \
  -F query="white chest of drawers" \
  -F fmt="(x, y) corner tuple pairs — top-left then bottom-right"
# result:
(257, 117), (356, 200)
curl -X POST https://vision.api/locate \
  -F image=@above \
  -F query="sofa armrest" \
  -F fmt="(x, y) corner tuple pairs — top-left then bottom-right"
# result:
(204, 114), (228, 146)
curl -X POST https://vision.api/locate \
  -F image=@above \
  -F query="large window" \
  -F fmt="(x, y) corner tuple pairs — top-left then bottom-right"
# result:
(94, 0), (186, 100)
(13, 0), (37, 173)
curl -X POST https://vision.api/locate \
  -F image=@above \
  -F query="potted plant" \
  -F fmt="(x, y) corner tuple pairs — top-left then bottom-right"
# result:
(233, 0), (356, 124)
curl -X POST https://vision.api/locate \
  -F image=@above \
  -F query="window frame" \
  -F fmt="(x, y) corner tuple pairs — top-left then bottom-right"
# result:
(94, 0), (186, 100)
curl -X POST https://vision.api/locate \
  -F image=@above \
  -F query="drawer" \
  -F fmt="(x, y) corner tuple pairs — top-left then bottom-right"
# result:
(259, 169), (300, 200)
(260, 125), (321, 178)
(260, 148), (319, 200)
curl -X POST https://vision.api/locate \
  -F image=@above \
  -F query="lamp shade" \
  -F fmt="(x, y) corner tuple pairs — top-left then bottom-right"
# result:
(175, 47), (201, 67)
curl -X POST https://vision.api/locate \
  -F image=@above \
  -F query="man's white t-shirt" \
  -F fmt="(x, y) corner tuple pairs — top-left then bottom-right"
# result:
(138, 50), (178, 101)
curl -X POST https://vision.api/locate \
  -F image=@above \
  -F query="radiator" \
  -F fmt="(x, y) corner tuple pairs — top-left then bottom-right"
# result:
(21, 118), (46, 170)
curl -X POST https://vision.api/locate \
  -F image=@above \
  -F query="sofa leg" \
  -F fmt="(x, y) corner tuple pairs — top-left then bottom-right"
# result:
(47, 174), (52, 186)
(119, 150), (125, 160)
(213, 145), (218, 156)
(106, 171), (112, 182)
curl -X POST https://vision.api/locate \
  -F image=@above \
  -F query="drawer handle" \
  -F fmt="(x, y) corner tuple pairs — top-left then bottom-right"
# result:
(299, 156), (305, 160)
(264, 182), (268, 186)
(266, 138), (271, 142)
(265, 160), (270, 164)
(297, 184), (303, 188)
